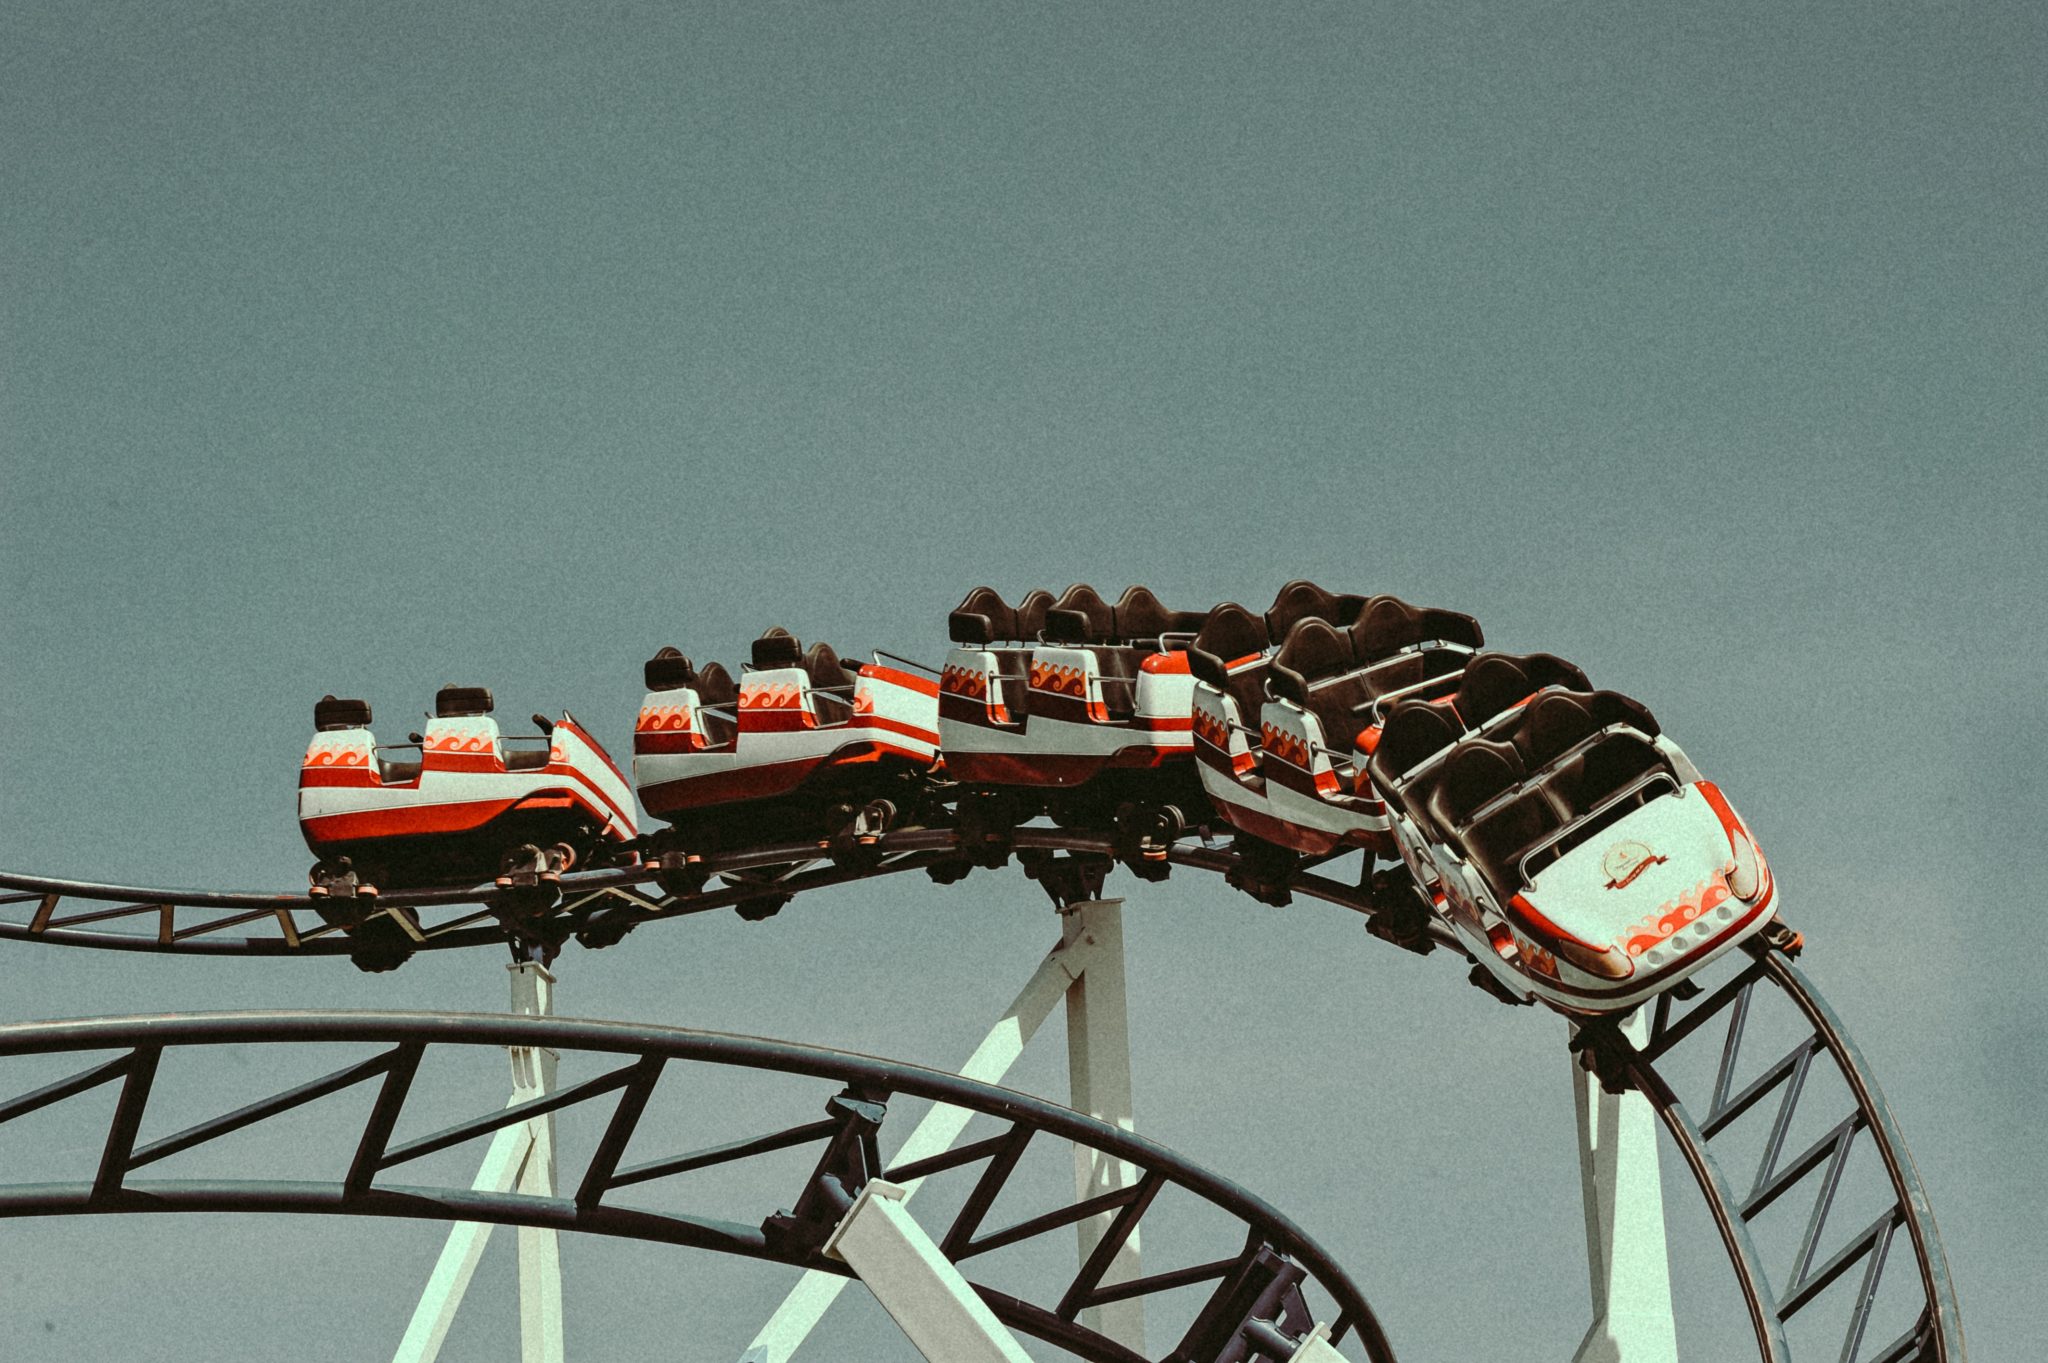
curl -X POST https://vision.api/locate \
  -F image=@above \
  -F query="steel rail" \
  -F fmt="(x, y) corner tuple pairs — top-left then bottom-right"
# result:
(0, 1011), (1392, 1363)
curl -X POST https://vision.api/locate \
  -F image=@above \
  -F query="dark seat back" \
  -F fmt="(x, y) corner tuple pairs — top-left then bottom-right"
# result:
(804, 642), (859, 720)
(1427, 740), (1527, 834)
(315, 695), (372, 731)
(1188, 602), (1269, 690)
(949, 587), (1016, 645)
(1112, 585), (1208, 642)
(1014, 590), (1055, 642)
(1370, 701), (1462, 789)
(1267, 619), (1355, 706)
(751, 628), (804, 669)
(1044, 583), (1116, 644)
(694, 662), (739, 745)
(1464, 792), (1563, 896)
(644, 647), (696, 692)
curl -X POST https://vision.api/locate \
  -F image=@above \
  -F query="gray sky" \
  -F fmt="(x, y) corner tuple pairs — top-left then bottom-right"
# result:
(2, 2), (2042, 1359)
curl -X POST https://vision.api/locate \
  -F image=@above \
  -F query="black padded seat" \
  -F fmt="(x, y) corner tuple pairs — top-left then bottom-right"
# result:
(1188, 602), (1268, 689)
(695, 662), (737, 707)
(435, 685), (494, 718)
(1450, 655), (1533, 729)
(751, 628), (804, 669)
(1574, 733), (1670, 812)
(1370, 701), (1463, 787)
(502, 742), (551, 772)
(1514, 692), (1598, 771)
(1264, 580), (1338, 641)
(1112, 585), (1208, 642)
(1013, 589), (1054, 642)
(1428, 739), (1527, 835)
(694, 662), (738, 744)
(377, 753), (422, 784)
(1518, 653), (1593, 694)
(949, 587), (1016, 645)
(315, 695), (372, 731)
(1044, 584), (1116, 644)
(1586, 690), (1660, 737)
(1351, 596), (1485, 662)
(804, 640), (859, 693)
(644, 647), (696, 692)
(1266, 619), (1356, 706)
(1464, 791), (1564, 896)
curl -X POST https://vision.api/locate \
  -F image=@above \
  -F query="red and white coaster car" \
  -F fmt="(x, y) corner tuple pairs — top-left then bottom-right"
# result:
(632, 629), (941, 864)
(298, 687), (637, 894)
(939, 584), (1211, 823)
(1191, 591), (1483, 860)
(1369, 683), (1778, 1014)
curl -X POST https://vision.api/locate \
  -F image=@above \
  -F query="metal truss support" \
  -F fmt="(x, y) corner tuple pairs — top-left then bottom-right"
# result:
(740, 918), (1107, 1363)
(1062, 897), (1145, 1354)
(822, 1180), (1035, 1363)
(1570, 1008), (1675, 1363)
(393, 962), (563, 1363)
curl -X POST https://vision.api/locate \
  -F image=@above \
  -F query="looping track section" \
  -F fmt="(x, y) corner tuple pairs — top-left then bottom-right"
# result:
(0, 1011), (1389, 1363)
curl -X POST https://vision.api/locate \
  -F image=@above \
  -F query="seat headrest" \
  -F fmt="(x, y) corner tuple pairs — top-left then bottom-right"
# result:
(315, 695), (372, 731)
(1437, 740), (1526, 826)
(1417, 607), (1483, 650)
(1048, 584), (1115, 643)
(751, 628), (804, 669)
(1452, 654), (1535, 728)
(1371, 700), (1461, 782)
(1587, 690), (1660, 737)
(1265, 579), (1339, 640)
(1012, 589), (1054, 641)
(694, 662), (737, 706)
(949, 586), (1014, 644)
(434, 685), (494, 718)
(1191, 602), (1268, 668)
(1268, 618), (1355, 705)
(1518, 692), (1596, 769)
(1353, 596), (1424, 661)
(1518, 653), (1593, 694)
(804, 641), (857, 690)
(644, 647), (696, 692)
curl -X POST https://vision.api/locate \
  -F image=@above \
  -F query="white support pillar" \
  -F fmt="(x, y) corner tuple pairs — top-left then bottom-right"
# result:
(392, 962), (564, 1363)
(1569, 1007), (1677, 1363)
(508, 964), (564, 1363)
(822, 1181), (1035, 1363)
(1061, 897), (1144, 1354)
(741, 927), (1105, 1363)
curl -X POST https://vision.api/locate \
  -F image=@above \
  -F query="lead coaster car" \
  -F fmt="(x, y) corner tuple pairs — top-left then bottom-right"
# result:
(632, 629), (942, 897)
(298, 686), (638, 967)
(938, 583), (1211, 876)
(1369, 682), (1785, 1015)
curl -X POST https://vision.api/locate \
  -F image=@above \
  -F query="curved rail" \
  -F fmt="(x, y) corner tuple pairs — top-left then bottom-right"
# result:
(0, 1011), (1390, 1363)
(0, 827), (1455, 957)
(1617, 944), (1965, 1363)
(0, 841), (1966, 1361)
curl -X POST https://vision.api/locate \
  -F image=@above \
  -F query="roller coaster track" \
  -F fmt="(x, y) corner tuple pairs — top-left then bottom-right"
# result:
(0, 837), (1965, 1361)
(0, 1011), (1386, 1363)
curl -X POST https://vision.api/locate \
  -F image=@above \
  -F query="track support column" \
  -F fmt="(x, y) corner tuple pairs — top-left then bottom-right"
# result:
(740, 924), (1106, 1363)
(1570, 1007), (1676, 1363)
(1062, 897), (1145, 1354)
(822, 1180), (1035, 1363)
(391, 961), (563, 1363)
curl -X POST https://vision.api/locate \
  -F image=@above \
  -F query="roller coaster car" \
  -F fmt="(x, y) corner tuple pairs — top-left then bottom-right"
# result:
(299, 688), (638, 966)
(939, 584), (1211, 871)
(1190, 591), (1485, 870)
(1369, 683), (1779, 1014)
(632, 631), (941, 877)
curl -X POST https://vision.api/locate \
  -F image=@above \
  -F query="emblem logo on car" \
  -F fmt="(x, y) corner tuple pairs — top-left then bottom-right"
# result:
(1601, 840), (1666, 890)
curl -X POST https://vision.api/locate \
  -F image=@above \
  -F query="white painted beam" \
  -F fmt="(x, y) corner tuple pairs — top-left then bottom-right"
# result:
(822, 1181), (1034, 1363)
(1062, 897), (1145, 1353)
(738, 927), (1101, 1363)
(1569, 1007), (1677, 1363)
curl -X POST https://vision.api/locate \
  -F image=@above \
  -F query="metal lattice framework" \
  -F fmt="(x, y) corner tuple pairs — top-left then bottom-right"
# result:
(0, 834), (1966, 1362)
(0, 1010), (1386, 1363)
